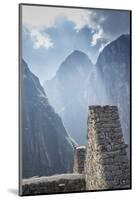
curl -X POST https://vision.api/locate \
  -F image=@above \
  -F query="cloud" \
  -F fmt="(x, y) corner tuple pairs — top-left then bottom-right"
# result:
(22, 5), (130, 52)
(22, 5), (92, 30)
(98, 41), (110, 53)
(22, 5), (106, 50)
(98, 43), (105, 53)
(63, 10), (91, 31)
(91, 27), (103, 46)
(22, 6), (130, 81)
(30, 29), (53, 49)
(22, 5), (107, 32)
(22, 5), (95, 49)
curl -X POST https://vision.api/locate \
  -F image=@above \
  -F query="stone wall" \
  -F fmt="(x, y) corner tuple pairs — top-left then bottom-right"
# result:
(85, 105), (130, 190)
(22, 174), (86, 195)
(73, 146), (86, 174)
(21, 105), (131, 195)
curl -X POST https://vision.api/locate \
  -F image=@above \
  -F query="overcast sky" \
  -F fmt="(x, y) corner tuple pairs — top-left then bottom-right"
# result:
(22, 5), (130, 83)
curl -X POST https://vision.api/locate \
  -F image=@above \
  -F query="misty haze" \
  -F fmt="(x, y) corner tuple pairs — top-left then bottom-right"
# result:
(20, 4), (131, 195)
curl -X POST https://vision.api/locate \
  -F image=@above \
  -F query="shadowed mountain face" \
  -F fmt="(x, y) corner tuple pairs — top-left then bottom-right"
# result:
(44, 50), (109, 144)
(44, 35), (130, 147)
(21, 60), (75, 178)
(96, 34), (130, 147)
(44, 50), (93, 144)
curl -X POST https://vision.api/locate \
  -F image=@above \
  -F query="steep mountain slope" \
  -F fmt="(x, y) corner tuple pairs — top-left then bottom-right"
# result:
(21, 60), (75, 178)
(96, 34), (130, 147)
(44, 50), (108, 144)
(44, 35), (130, 148)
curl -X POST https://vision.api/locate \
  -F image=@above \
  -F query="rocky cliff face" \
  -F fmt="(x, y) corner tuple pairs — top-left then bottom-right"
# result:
(44, 50), (95, 144)
(96, 34), (130, 147)
(44, 35), (130, 148)
(21, 60), (75, 178)
(44, 50), (110, 145)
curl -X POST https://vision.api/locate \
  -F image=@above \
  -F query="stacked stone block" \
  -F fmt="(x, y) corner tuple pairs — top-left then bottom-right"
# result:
(73, 146), (86, 174)
(22, 174), (86, 195)
(85, 105), (130, 190)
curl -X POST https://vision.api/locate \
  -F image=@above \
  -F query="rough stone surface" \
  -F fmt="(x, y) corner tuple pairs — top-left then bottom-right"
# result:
(85, 105), (130, 190)
(21, 105), (131, 195)
(73, 146), (86, 174)
(22, 174), (86, 195)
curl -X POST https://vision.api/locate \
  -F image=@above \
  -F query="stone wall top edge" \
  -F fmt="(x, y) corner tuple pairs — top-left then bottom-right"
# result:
(88, 105), (118, 110)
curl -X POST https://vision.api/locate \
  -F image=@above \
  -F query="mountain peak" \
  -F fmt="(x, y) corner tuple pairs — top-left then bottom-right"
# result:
(117, 34), (130, 40)
(68, 50), (92, 62)
(96, 34), (130, 66)
(71, 50), (87, 56)
(22, 59), (29, 73)
(55, 50), (93, 77)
